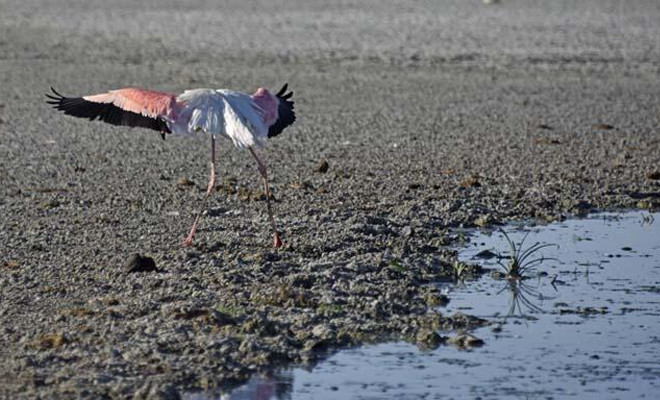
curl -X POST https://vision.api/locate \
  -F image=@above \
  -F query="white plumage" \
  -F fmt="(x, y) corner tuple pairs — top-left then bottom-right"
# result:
(171, 89), (268, 148)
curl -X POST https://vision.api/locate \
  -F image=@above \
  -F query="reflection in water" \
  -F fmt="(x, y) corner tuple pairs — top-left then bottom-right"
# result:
(499, 280), (545, 317)
(188, 371), (292, 400)
(227, 371), (292, 400)
(497, 280), (543, 317)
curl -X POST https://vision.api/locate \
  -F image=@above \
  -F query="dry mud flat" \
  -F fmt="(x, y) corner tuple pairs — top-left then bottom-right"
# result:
(1, 0), (660, 398)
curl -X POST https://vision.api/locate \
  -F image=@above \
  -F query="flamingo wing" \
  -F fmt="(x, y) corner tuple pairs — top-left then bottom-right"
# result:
(268, 83), (296, 138)
(46, 87), (176, 137)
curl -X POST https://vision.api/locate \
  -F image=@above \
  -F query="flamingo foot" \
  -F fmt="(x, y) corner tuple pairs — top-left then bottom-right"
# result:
(183, 233), (195, 247)
(273, 232), (283, 248)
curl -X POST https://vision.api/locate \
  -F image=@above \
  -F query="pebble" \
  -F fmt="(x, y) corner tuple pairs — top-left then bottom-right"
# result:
(316, 160), (330, 173)
(124, 254), (159, 273)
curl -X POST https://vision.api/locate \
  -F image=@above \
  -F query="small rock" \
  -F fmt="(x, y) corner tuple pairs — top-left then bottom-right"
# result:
(474, 249), (497, 260)
(647, 171), (660, 180)
(460, 176), (481, 188)
(447, 333), (484, 348)
(316, 160), (329, 173)
(176, 177), (195, 188)
(401, 226), (413, 238)
(38, 333), (68, 349)
(474, 214), (496, 227)
(425, 293), (449, 307)
(415, 329), (445, 350)
(125, 254), (158, 273)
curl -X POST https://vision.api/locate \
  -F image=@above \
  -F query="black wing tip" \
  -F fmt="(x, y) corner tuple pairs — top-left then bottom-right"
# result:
(268, 85), (296, 138)
(45, 87), (68, 109)
(275, 83), (288, 97)
(274, 83), (294, 101)
(48, 87), (64, 98)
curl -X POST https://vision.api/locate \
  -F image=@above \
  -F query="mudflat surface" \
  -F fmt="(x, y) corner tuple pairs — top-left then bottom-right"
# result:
(1, 0), (660, 398)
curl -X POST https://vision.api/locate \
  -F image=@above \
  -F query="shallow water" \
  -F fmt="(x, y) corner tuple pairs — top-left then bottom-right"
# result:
(195, 211), (660, 400)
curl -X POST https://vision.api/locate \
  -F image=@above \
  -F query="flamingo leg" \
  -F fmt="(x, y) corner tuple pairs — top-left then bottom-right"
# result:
(184, 135), (216, 246)
(249, 148), (282, 248)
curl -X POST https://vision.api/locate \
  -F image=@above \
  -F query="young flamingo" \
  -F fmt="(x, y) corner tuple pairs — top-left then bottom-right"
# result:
(46, 84), (296, 248)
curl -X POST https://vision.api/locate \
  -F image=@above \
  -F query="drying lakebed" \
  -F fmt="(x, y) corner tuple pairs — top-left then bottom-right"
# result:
(200, 211), (660, 399)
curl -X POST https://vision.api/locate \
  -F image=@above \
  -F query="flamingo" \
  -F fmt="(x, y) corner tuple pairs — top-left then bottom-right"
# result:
(46, 84), (296, 248)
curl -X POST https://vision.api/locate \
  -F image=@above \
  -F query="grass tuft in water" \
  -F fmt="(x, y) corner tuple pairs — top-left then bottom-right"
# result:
(498, 229), (557, 280)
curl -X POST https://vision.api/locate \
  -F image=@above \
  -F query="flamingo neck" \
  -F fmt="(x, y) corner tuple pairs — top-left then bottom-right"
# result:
(252, 88), (278, 126)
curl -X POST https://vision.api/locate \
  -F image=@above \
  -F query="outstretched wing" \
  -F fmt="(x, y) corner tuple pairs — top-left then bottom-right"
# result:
(46, 87), (176, 137)
(268, 83), (296, 138)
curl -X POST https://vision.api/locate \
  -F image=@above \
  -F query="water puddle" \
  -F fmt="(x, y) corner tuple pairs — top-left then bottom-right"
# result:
(190, 211), (660, 399)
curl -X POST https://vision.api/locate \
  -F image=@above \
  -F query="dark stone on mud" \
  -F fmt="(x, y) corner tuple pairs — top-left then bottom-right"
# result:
(125, 254), (159, 273)
(475, 249), (498, 260)
(316, 160), (330, 173)
(647, 171), (660, 180)
(591, 123), (615, 130)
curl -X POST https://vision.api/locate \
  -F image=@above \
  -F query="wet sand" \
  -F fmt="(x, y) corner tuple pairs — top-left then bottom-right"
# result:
(1, 0), (660, 397)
